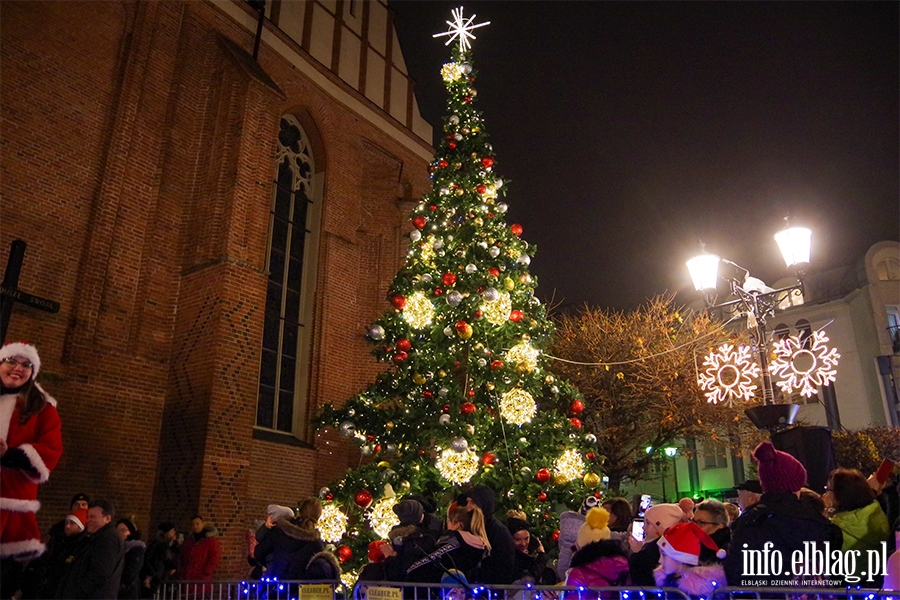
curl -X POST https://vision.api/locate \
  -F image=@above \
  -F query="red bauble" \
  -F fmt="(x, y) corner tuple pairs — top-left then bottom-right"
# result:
(448, 142), (456, 150)
(461, 401), (477, 415)
(536, 468), (551, 483)
(443, 404), (450, 413)
(337, 545), (352, 562)
(510, 223), (523, 236)
(325, 493), (334, 501)
(438, 159), (449, 168)
(467, 389), (475, 397)
(509, 310), (524, 322)
(569, 417), (582, 429)
(355, 489), (373, 508)
(463, 96), (472, 103)
(474, 310), (483, 318)
(434, 288), (443, 296)
(481, 157), (494, 168)
(537, 491), (548, 502)
(429, 205), (437, 211)
(455, 320), (469, 333)
(482, 452), (496, 465)
(396, 338), (412, 352)
(570, 399), (585, 414)
(393, 351), (408, 363)
(552, 529), (561, 543)
(391, 294), (407, 309)
(412, 216), (427, 230)
(487, 267), (500, 278)
(476, 184), (487, 195)
(586, 452), (596, 461)
(423, 391), (433, 398)
(442, 272), (457, 286)
(491, 360), (504, 370)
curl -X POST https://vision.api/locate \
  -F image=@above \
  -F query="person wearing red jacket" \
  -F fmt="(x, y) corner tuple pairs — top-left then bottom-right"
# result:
(0, 342), (64, 595)
(177, 515), (222, 581)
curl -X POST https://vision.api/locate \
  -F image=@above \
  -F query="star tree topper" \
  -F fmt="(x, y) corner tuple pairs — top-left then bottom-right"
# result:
(433, 7), (490, 55)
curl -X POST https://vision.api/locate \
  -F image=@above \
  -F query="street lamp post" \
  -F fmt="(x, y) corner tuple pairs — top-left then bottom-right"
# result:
(686, 220), (811, 407)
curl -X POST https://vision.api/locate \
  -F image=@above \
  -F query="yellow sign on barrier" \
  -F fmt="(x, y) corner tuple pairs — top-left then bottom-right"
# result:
(365, 586), (403, 600)
(300, 584), (334, 600)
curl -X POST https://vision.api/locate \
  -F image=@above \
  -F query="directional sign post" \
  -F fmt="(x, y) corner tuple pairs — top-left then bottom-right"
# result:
(0, 239), (61, 344)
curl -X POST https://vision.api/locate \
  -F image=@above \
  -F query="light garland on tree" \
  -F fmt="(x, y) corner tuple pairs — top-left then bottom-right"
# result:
(340, 571), (358, 590)
(697, 343), (762, 406)
(481, 291), (512, 325)
(367, 496), (400, 538)
(505, 341), (540, 373)
(499, 388), (536, 425)
(403, 291), (434, 329)
(318, 504), (348, 543)
(554, 449), (585, 483)
(769, 330), (840, 397)
(419, 236), (437, 266)
(436, 446), (479, 484)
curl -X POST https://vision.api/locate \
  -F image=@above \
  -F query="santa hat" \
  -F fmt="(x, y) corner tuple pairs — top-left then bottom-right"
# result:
(753, 441), (807, 494)
(658, 522), (726, 565)
(0, 341), (40, 377)
(368, 540), (388, 562)
(576, 507), (611, 549)
(267, 504), (295, 522)
(67, 508), (88, 532)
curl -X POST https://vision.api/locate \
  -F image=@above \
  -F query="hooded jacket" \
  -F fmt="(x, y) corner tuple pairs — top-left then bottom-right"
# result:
(566, 540), (631, 594)
(460, 486), (515, 584)
(253, 518), (325, 580)
(654, 562), (727, 599)
(831, 500), (890, 583)
(384, 523), (437, 581)
(178, 525), (222, 581)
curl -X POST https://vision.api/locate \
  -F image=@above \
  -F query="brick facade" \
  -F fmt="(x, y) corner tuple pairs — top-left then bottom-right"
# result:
(0, 0), (431, 577)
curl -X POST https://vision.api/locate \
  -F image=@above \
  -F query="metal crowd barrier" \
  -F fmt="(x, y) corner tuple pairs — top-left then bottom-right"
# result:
(352, 583), (693, 600)
(155, 579), (345, 600)
(709, 588), (899, 600)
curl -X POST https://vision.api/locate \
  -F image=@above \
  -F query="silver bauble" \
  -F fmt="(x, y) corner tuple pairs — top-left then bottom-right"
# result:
(422, 273), (432, 283)
(385, 443), (397, 454)
(454, 133), (463, 141)
(443, 326), (454, 337)
(340, 421), (356, 436)
(465, 263), (477, 274)
(550, 386), (560, 394)
(319, 487), (330, 498)
(517, 254), (531, 266)
(447, 291), (463, 307)
(439, 414), (451, 426)
(489, 247), (501, 258)
(449, 115), (460, 125)
(368, 325), (385, 340)
(520, 466), (532, 475)
(361, 444), (373, 456)
(347, 409), (356, 417)
(462, 63), (472, 74)
(439, 388), (449, 397)
(585, 433), (598, 444)
(482, 287), (499, 302)
(433, 239), (443, 250)
(410, 230), (421, 242)
(497, 203), (508, 213)
(477, 358), (487, 367)
(451, 437), (468, 452)
(495, 178), (504, 188)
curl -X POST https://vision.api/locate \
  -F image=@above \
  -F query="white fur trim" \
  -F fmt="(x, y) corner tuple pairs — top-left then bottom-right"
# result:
(0, 394), (16, 441)
(0, 498), (40, 512)
(0, 537), (45, 560)
(0, 342), (40, 377)
(659, 536), (699, 565)
(18, 443), (50, 483)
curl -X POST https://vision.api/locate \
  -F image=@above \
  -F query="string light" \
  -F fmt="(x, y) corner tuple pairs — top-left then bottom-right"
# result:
(403, 291), (434, 329)
(505, 341), (540, 373)
(697, 343), (761, 406)
(481, 291), (512, 325)
(554, 449), (585, 483)
(340, 571), (358, 589)
(769, 330), (840, 397)
(367, 497), (400, 538)
(499, 389), (536, 425)
(317, 504), (348, 543)
(436, 446), (479, 484)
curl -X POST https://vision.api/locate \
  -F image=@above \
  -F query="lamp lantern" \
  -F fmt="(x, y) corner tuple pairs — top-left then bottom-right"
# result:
(774, 226), (811, 268)
(686, 253), (720, 292)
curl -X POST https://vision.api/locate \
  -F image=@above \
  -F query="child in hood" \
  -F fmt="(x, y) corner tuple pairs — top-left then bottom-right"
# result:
(653, 522), (726, 599)
(565, 507), (630, 596)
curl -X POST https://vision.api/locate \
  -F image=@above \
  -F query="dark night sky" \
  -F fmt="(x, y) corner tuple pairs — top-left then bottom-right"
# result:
(388, 1), (899, 310)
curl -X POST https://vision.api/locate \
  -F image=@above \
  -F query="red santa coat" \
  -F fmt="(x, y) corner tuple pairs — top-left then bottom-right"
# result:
(0, 386), (63, 561)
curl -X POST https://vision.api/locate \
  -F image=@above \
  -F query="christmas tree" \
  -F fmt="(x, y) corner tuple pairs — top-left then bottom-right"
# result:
(315, 9), (599, 580)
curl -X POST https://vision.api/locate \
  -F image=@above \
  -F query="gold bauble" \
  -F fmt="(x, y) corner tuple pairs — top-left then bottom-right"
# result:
(554, 475), (568, 486)
(474, 218), (483, 226)
(545, 375), (555, 384)
(378, 461), (391, 468)
(504, 277), (515, 290)
(439, 370), (447, 377)
(583, 472), (601, 489)
(386, 421), (394, 429)
(400, 480), (411, 490)
(412, 373), (427, 385)
(485, 382), (495, 390)
(461, 127), (470, 135)
(458, 324), (473, 340)
(455, 188), (464, 196)
(519, 273), (532, 284)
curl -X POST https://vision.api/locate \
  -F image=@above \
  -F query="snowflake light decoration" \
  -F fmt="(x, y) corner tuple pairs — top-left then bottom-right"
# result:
(433, 7), (490, 55)
(697, 343), (761, 406)
(769, 330), (840, 397)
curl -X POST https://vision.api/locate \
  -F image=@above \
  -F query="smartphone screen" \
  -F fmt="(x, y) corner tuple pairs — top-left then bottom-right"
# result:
(631, 519), (644, 542)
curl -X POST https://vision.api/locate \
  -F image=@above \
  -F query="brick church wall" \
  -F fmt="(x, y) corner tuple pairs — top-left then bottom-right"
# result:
(1, 0), (431, 577)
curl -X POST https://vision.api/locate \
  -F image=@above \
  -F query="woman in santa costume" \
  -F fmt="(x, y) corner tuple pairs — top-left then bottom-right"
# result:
(0, 342), (63, 590)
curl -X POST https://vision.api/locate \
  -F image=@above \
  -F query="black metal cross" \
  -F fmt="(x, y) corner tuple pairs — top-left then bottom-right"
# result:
(0, 239), (60, 344)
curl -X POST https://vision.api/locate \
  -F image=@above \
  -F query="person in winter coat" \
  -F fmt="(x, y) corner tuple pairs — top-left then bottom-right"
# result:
(177, 515), (222, 581)
(22, 508), (89, 599)
(140, 522), (179, 598)
(654, 522), (727, 599)
(116, 518), (146, 599)
(404, 505), (490, 584)
(0, 342), (64, 595)
(556, 495), (601, 579)
(44, 492), (90, 550)
(601, 497), (634, 554)
(827, 468), (890, 586)
(456, 486), (515, 584)
(689, 499), (730, 561)
(56, 499), (126, 599)
(383, 499), (437, 581)
(566, 507), (630, 596)
(253, 498), (324, 580)
(724, 441), (844, 587)
(628, 503), (683, 586)
(506, 512), (553, 584)
(305, 550), (341, 581)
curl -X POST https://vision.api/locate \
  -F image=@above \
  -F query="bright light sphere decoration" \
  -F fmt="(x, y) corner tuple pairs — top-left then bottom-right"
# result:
(436, 446), (479, 484)
(433, 7), (490, 55)
(367, 497), (400, 539)
(697, 343), (762, 406)
(318, 504), (348, 543)
(769, 330), (840, 398)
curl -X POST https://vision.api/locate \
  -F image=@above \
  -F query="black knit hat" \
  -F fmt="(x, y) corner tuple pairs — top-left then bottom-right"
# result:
(393, 499), (424, 525)
(506, 517), (529, 535)
(69, 493), (90, 508)
(157, 522), (176, 534)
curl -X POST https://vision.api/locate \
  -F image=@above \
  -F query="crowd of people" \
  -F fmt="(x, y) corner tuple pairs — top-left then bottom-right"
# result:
(1, 341), (898, 598)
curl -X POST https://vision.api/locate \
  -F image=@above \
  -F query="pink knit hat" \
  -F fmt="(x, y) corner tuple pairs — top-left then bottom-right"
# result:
(753, 441), (807, 494)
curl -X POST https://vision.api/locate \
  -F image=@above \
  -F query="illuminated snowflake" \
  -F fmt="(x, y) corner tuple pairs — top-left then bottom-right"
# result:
(433, 7), (490, 55)
(769, 330), (840, 398)
(697, 343), (761, 406)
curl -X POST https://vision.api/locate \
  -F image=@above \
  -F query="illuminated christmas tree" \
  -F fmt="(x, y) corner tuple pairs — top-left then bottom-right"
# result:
(315, 9), (598, 579)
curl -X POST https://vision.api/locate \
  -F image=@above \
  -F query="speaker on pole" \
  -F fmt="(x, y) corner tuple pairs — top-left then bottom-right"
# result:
(771, 426), (836, 493)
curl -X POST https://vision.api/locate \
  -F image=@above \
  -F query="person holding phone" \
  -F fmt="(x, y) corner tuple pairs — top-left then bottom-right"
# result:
(827, 468), (890, 585)
(627, 503), (683, 586)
